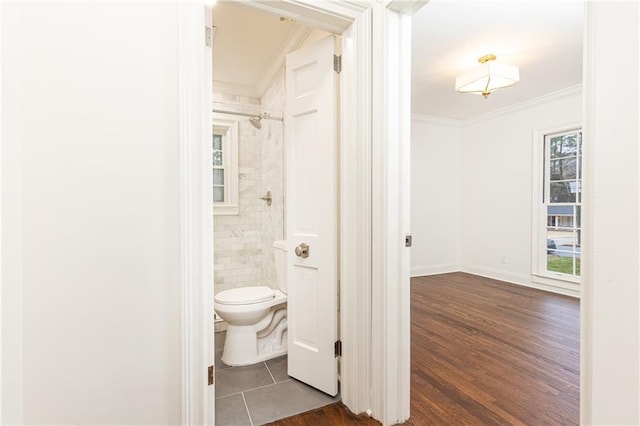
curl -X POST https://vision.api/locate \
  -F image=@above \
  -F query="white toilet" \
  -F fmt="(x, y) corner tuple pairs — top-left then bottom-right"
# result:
(214, 240), (288, 366)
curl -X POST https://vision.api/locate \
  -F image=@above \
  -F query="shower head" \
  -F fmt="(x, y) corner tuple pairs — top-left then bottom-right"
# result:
(249, 116), (262, 129)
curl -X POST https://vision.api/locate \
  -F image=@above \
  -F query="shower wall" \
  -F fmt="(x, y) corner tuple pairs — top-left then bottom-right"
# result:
(260, 70), (286, 288)
(213, 70), (285, 294)
(212, 92), (264, 293)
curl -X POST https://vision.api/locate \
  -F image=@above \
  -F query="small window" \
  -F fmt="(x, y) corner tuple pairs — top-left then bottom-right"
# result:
(212, 115), (239, 215)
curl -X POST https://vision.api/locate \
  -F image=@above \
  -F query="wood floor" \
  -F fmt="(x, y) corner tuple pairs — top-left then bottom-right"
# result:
(267, 272), (579, 425)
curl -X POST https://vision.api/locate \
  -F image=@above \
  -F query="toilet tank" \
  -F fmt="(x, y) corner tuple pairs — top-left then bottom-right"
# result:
(273, 240), (287, 294)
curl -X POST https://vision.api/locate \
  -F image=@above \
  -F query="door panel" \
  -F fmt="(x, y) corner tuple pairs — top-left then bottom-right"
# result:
(285, 36), (338, 396)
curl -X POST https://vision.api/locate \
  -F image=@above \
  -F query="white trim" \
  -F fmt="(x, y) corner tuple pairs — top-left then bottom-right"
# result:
(414, 85), (584, 127)
(0, 2), (4, 420)
(386, 0), (429, 16)
(460, 264), (580, 298)
(339, 7), (373, 416)
(212, 115), (239, 216)
(411, 113), (463, 128)
(411, 263), (459, 277)
(178, 3), (214, 425)
(530, 122), (582, 290)
(0, 4), (24, 423)
(370, 4), (412, 424)
(463, 84), (583, 126)
(580, 3), (595, 423)
(243, 0), (369, 34)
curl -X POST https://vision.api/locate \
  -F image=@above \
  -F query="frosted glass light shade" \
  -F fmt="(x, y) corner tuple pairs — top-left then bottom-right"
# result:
(455, 61), (519, 96)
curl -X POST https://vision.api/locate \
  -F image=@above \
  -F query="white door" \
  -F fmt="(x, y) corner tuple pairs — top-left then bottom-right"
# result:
(285, 36), (339, 396)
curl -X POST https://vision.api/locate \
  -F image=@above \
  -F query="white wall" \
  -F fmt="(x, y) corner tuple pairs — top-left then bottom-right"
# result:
(2, 2), (181, 424)
(582, 2), (639, 423)
(459, 90), (582, 291)
(410, 117), (461, 276)
(411, 89), (582, 294)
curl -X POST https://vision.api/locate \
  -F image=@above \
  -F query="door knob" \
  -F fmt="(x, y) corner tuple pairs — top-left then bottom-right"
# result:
(295, 243), (310, 258)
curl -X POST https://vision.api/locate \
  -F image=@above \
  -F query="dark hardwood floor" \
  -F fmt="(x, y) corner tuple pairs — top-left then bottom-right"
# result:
(267, 272), (579, 425)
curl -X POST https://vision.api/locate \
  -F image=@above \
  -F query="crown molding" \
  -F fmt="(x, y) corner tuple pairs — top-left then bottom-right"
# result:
(411, 113), (463, 128)
(462, 84), (583, 126)
(386, 0), (429, 16)
(412, 84), (583, 128)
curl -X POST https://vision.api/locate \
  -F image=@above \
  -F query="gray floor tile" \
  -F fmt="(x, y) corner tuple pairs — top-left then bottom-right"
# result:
(215, 393), (251, 426)
(265, 356), (289, 383)
(244, 379), (339, 425)
(216, 363), (275, 397)
(215, 331), (226, 349)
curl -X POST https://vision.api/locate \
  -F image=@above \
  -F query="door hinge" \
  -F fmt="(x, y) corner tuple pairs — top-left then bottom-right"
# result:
(405, 234), (413, 248)
(334, 340), (342, 357)
(333, 54), (342, 74)
(205, 26), (216, 48)
(208, 365), (214, 386)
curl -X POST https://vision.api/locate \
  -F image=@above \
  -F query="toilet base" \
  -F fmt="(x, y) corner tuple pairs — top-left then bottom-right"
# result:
(221, 306), (287, 367)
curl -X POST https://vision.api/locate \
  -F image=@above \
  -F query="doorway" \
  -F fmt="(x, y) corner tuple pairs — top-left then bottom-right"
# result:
(178, 2), (415, 424)
(211, 3), (340, 423)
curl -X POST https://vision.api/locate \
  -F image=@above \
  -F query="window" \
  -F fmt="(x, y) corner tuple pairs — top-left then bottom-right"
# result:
(212, 115), (239, 215)
(212, 133), (224, 202)
(532, 125), (582, 286)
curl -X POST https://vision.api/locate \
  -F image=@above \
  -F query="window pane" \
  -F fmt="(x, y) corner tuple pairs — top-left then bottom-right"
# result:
(550, 133), (579, 158)
(550, 182), (576, 203)
(213, 134), (222, 150)
(213, 169), (224, 185)
(575, 257), (581, 276)
(549, 158), (577, 181)
(547, 205), (573, 228)
(547, 255), (574, 274)
(213, 150), (223, 166)
(213, 186), (224, 202)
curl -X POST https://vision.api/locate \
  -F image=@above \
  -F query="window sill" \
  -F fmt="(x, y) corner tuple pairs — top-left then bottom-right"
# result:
(214, 204), (239, 216)
(531, 273), (580, 290)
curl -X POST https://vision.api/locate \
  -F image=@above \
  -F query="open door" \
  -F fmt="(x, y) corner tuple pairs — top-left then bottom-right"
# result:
(285, 36), (339, 396)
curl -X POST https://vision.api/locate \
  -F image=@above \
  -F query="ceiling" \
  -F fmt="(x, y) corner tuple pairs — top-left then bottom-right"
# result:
(212, 1), (309, 97)
(212, 0), (583, 119)
(412, 0), (583, 120)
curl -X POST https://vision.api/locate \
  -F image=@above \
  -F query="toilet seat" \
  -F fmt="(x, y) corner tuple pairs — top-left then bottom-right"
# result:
(215, 286), (275, 305)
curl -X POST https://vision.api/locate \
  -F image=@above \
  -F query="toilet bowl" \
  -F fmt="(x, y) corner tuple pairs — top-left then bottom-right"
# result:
(214, 240), (288, 366)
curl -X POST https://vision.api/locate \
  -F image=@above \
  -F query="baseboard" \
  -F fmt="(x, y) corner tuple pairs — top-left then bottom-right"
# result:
(411, 263), (459, 277)
(459, 264), (580, 298)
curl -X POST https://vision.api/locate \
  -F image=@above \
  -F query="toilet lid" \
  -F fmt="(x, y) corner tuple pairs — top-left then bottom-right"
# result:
(215, 286), (276, 305)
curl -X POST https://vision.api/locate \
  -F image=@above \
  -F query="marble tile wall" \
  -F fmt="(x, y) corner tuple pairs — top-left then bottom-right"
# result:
(260, 70), (286, 289)
(213, 71), (285, 294)
(213, 92), (264, 294)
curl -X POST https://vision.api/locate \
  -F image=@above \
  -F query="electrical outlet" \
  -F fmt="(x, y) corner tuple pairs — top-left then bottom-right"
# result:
(500, 255), (507, 264)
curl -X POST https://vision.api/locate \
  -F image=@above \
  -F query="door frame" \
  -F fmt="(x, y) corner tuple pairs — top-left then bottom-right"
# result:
(178, 1), (424, 424)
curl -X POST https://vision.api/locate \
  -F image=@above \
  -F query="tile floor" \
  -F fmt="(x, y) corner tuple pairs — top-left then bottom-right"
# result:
(215, 332), (340, 426)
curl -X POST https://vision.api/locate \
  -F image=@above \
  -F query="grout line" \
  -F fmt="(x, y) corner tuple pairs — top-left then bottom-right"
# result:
(264, 361), (277, 384)
(241, 392), (255, 426)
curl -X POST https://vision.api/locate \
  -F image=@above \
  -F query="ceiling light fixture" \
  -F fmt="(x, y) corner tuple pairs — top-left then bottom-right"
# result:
(455, 54), (519, 99)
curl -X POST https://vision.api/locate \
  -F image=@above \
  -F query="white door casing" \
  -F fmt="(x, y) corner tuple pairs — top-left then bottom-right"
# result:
(285, 36), (339, 396)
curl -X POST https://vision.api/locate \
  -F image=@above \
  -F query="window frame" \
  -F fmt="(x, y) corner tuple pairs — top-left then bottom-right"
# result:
(212, 114), (239, 216)
(531, 123), (582, 290)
